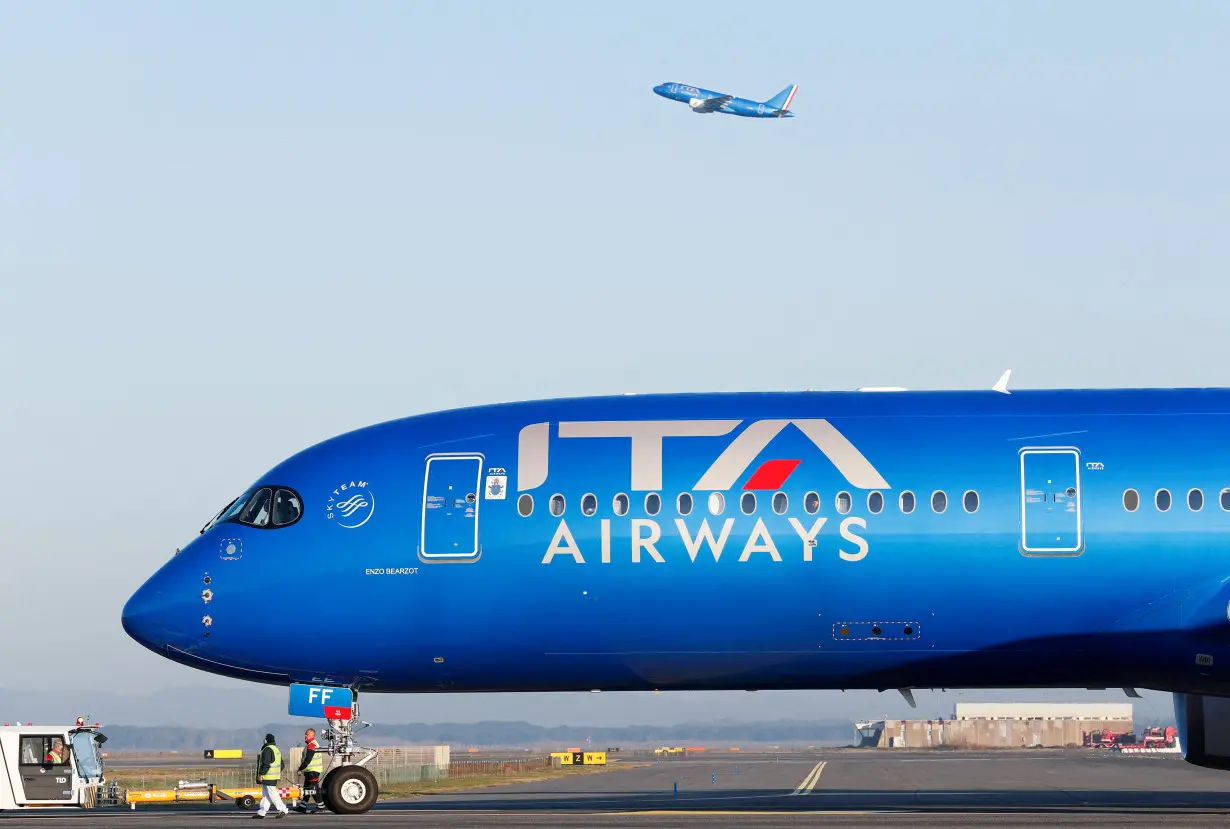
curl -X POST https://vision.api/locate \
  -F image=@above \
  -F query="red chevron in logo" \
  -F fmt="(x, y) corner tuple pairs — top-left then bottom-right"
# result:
(742, 459), (801, 490)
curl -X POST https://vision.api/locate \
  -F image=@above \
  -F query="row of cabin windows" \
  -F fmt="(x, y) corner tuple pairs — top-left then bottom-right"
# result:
(1123, 488), (1230, 513)
(516, 489), (980, 518)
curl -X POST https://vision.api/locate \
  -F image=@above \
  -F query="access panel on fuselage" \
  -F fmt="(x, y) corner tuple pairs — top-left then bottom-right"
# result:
(1019, 448), (1082, 555)
(421, 453), (482, 560)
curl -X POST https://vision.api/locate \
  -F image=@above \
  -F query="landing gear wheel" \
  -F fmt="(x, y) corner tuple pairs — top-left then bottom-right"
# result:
(324, 765), (379, 815)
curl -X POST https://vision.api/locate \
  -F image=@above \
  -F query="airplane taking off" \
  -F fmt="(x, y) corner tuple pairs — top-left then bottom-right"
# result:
(653, 81), (798, 117)
(123, 379), (1230, 810)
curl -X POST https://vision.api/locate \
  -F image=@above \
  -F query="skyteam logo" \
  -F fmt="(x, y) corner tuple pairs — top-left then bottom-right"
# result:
(515, 419), (890, 493)
(326, 480), (375, 529)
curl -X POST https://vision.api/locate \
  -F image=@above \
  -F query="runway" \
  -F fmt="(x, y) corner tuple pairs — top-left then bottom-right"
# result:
(5, 749), (1230, 826)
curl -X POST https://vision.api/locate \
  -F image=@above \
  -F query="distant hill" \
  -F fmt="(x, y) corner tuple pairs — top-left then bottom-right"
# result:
(0, 683), (1172, 750)
(93, 719), (857, 752)
(0, 684), (287, 729)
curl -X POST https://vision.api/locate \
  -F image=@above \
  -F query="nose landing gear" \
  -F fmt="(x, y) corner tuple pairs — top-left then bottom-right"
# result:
(318, 693), (379, 815)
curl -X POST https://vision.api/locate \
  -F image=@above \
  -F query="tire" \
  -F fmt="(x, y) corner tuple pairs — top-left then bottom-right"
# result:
(237, 795), (256, 810)
(324, 765), (378, 815)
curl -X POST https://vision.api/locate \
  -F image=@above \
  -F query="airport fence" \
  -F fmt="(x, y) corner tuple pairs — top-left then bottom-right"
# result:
(105, 751), (553, 796)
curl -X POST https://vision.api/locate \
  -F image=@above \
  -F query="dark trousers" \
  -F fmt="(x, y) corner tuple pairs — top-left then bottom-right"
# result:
(302, 771), (323, 804)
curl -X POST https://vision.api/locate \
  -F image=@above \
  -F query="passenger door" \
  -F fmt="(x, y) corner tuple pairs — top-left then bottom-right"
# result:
(420, 453), (483, 561)
(1019, 447), (1083, 555)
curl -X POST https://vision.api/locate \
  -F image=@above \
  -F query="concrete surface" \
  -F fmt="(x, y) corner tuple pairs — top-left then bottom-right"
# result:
(4, 749), (1230, 826)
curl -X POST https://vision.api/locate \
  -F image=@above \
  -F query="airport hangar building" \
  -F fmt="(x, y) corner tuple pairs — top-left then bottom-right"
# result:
(859, 702), (1135, 749)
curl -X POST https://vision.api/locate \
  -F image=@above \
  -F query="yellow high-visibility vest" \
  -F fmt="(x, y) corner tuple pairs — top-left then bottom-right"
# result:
(260, 745), (282, 783)
(304, 741), (324, 773)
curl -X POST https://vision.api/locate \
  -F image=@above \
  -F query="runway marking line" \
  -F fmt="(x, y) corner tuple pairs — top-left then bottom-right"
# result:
(790, 760), (827, 795)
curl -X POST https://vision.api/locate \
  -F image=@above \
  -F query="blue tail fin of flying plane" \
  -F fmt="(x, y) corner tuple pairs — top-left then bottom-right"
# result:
(764, 84), (798, 114)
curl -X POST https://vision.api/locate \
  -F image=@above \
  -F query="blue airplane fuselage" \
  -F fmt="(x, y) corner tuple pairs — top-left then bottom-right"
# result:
(123, 388), (1230, 700)
(653, 82), (796, 117)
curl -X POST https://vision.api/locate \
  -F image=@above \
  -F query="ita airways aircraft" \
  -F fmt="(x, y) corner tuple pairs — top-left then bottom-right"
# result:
(653, 81), (798, 117)
(123, 374), (1230, 811)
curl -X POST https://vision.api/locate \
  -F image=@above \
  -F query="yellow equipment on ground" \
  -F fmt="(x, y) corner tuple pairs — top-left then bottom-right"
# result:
(125, 782), (301, 810)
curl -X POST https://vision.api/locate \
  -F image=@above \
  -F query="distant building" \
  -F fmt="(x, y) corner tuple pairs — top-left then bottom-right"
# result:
(953, 702), (1133, 721)
(866, 702), (1134, 749)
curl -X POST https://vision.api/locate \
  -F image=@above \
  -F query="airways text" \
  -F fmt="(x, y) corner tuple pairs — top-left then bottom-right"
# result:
(541, 516), (869, 564)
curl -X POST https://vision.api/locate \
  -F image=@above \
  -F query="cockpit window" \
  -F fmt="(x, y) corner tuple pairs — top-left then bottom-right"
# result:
(237, 488), (273, 527)
(273, 489), (303, 526)
(205, 485), (304, 531)
(202, 492), (250, 533)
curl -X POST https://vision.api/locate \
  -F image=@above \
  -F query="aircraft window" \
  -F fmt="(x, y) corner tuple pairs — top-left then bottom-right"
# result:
(804, 492), (820, 514)
(835, 492), (851, 515)
(772, 492), (788, 515)
(677, 492), (693, 516)
(740, 492), (756, 515)
(645, 493), (662, 516)
(867, 491), (884, 514)
(202, 492), (246, 533)
(1123, 489), (1139, 512)
(517, 494), (533, 517)
(1188, 488), (1204, 512)
(1156, 489), (1171, 512)
(581, 493), (598, 516)
(962, 490), (979, 513)
(1222, 489), (1230, 511)
(613, 493), (629, 516)
(931, 491), (947, 513)
(708, 492), (725, 516)
(550, 494), (565, 517)
(900, 491), (916, 514)
(272, 489), (303, 526)
(236, 488), (273, 527)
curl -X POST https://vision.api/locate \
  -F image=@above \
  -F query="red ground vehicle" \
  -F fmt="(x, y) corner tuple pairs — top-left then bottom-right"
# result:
(1142, 726), (1178, 747)
(1105, 726), (1179, 752)
(1082, 729), (1131, 748)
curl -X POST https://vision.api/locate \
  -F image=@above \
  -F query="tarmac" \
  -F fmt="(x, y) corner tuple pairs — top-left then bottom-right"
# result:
(5, 748), (1230, 827)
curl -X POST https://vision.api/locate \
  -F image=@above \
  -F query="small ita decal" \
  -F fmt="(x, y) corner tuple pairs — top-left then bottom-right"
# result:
(326, 480), (376, 529)
(485, 469), (507, 500)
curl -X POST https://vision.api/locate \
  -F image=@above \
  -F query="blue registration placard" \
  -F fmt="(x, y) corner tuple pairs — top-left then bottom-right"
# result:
(288, 683), (353, 718)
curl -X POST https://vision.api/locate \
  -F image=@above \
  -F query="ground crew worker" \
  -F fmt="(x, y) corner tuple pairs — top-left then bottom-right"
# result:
(45, 739), (65, 764)
(254, 733), (289, 819)
(295, 727), (325, 814)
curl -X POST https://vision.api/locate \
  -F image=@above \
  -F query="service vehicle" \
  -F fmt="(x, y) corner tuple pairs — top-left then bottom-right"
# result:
(0, 718), (108, 810)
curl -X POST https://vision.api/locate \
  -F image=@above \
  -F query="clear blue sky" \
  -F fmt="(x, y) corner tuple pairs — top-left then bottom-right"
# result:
(1, 1), (1228, 726)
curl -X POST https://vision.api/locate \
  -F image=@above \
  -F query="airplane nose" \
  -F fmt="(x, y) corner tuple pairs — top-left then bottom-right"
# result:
(122, 572), (187, 654)
(121, 580), (159, 650)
